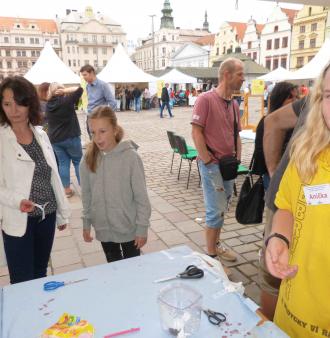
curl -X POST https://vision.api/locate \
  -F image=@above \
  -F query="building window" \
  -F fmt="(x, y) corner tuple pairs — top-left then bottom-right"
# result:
(162, 59), (165, 67)
(281, 57), (287, 68)
(68, 60), (71, 66)
(30, 38), (34, 44)
(31, 50), (36, 57)
(73, 60), (76, 67)
(216, 47), (219, 55)
(93, 48), (97, 55)
(67, 46), (70, 53)
(222, 47), (225, 54)
(54, 39), (58, 45)
(308, 55), (315, 62)
(92, 35), (97, 42)
(273, 59), (279, 70)
(103, 60), (107, 66)
(248, 41), (252, 49)
(297, 56), (304, 67)
(23, 61), (27, 67)
(15, 37), (19, 43)
(77, 47), (79, 53)
(94, 60), (98, 68)
(113, 48), (115, 54)
(4, 37), (9, 43)
(311, 23), (317, 32)
(299, 40), (305, 49)
(17, 51), (21, 57)
(72, 46), (75, 53)
(22, 51), (26, 57)
(266, 59), (271, 70)
(102, 35), (106, 43)
(162, 47), (166, 55)
(5, 50), (10, 57)
(235, 34), (238, 42)
(309, 7), (312, 16)
(83, 35), (88, 42)
(84, 60), (89, 65)
(300, 25), (305, 33)
(172, 35), (174, 41)
(274, 25), (278, 32)
(84, 47), (88, 54)
(36, 51), (40, 56)
(253, 52), (257, 60)
(274, 38), (280, 49)
(267, 39), (272, 50)
(310, 38), (316, 48)
(7, 61), (12, 68)
(20, 37), (24, 44)
(282, 37), (288, 48)
(102, 47), (107, 55)
(35, 38), (39, 44)
(162, 35), (166, 41)
(17, 61), (22, 67)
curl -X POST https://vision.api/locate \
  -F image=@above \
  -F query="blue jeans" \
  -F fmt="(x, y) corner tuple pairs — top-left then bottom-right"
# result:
(198, 161), (234, 228)
(160, 101), (173, 117)
(52, 136), (82, 187)
(3, 212), (56, 284)
(134, 97), (141, 112)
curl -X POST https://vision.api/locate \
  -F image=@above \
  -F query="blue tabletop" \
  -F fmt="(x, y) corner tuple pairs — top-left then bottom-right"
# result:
(1, 246), (287, 338)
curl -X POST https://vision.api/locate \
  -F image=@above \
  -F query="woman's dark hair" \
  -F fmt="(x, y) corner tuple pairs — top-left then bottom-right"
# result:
(0, 76), (42, 126)
(269, 81), (295, 113)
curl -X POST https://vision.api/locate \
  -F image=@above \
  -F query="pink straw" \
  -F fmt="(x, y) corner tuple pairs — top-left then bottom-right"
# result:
(104, 327), (140, 338)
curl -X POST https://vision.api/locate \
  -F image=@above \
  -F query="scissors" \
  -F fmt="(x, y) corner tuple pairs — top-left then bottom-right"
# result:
(203, 309), (226, 326)
(43, 278), (88, 291)
(154, 265), (204, 283)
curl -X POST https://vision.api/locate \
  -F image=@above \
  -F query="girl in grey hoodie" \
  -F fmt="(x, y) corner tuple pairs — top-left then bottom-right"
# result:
(80, 106), (151, 262)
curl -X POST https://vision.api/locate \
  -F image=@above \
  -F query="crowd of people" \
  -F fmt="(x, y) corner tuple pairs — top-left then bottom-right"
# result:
(0, 57), (329, 337)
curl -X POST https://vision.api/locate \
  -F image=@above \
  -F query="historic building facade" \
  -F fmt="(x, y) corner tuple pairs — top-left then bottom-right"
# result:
(259, 6), (298, 70)
(290, 5), (328, 70)
(134, 0), (210, 71)
(58, 6), (126, 74)
(0, 17), (60, 79)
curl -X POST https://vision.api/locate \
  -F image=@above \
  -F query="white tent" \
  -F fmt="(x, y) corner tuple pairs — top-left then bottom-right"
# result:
(158, 69), (197, 84)
(98, 43), (157, 83)
(24, 41), (80, 84)
(258, 66), (293, 82)
(286, 38), (330, 80)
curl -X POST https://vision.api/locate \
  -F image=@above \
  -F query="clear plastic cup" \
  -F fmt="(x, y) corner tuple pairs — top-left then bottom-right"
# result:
(157, 283), (202, 337)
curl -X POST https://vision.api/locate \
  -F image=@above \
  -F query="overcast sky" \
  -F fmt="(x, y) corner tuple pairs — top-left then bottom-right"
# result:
(1, 0), (302, 41)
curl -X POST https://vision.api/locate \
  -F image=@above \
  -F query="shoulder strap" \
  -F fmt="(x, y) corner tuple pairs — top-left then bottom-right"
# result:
(232, 100), (238, 156)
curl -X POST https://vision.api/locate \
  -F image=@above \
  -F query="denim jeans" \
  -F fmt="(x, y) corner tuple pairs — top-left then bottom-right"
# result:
(3, 212), (56, 284)
(198, 161), (234, 228)
(134, 97), (141, 112)
(52, 136), (83, 187)
(160, 101), (173, 117)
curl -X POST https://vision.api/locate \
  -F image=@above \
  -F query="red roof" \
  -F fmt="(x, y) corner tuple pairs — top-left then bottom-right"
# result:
(194, 34), (215, 46)
(227, 22), (247, 41)
(256, 24), (265, 34)
(0, 17), (58, 33)
(281, 8), (299, 25)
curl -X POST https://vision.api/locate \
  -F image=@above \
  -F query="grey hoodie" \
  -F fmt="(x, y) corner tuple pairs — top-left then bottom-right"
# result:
(80, 140), (151, 243)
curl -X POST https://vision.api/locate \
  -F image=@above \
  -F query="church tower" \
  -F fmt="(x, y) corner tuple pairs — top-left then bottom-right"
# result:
(160, 0), (175, 29)
(203, 11), (209, 32)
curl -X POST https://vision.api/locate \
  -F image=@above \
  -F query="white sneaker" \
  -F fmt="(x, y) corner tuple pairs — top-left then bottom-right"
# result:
(216, 246), (237, 262)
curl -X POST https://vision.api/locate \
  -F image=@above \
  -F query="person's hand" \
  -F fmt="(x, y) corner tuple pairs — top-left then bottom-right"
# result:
(57, 224), (67, 231)
(265, 237), (298, 279)
(20, 199), (35, 213)
(55, 88), (65, 96)
(83, 229), (93, 242)
(134, 236), (147, 249)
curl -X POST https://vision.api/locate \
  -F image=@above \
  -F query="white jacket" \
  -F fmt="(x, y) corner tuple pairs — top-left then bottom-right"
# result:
(0, 124), (70, 237)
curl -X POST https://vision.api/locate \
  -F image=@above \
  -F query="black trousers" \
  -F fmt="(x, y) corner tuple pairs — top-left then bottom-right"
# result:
(3, 212), (56, 284)
(101, 240), (140, 262)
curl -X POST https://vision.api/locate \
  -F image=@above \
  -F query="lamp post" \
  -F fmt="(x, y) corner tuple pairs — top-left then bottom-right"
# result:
(149, 14), (156, 71)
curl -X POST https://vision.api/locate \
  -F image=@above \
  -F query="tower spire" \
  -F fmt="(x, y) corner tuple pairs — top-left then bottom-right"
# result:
(160, 0), (174, 29)
(203, 10), (209, 32)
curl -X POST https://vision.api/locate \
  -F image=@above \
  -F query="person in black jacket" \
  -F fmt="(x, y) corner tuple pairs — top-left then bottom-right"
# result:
(46, 83), (83, 198)
(160, 83), (173, 118)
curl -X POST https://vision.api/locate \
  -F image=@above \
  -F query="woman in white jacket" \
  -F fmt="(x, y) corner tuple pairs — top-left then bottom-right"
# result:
(0, 76), (70, 284)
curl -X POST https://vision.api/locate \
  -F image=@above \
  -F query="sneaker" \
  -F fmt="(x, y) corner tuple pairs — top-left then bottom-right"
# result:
(216, 246), (237, 262)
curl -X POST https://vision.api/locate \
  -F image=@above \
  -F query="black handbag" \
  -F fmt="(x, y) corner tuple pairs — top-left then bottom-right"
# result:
(235, 173), (265, 224)
(219, 155), (240, 181)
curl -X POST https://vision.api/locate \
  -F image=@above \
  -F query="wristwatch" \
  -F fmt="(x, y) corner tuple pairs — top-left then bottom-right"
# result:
(265, 233), (290, 249)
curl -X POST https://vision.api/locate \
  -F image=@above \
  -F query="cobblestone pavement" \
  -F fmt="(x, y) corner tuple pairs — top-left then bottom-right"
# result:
(0, 106), (265, 305)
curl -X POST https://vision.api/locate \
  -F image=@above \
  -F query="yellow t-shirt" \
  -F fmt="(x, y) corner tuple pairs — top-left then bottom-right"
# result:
(274, 150), (330, 338)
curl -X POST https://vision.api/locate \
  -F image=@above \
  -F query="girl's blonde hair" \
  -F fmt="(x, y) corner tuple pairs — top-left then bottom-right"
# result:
(47, 82), (64, 100)
(289, 63), (330, 184)
(85, 105), (124, 172)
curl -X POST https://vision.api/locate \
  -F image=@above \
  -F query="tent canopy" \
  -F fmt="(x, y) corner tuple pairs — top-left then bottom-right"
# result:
(98, 43), (157, 83)
(158, 68), (197, 84)
(285, 38), (330, 80)
(24, 41), (80, 85)
(257, 66), (293, 82)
